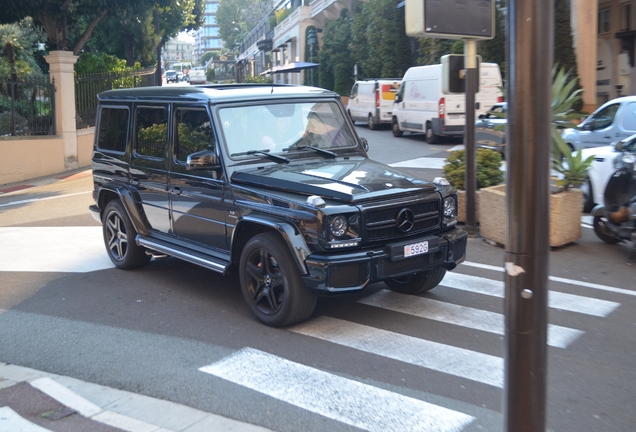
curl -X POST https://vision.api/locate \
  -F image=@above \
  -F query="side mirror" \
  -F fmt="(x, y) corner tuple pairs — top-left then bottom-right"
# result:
(478, 114), (486, 120)
(581, 121), (592, 131)
(360, 137), (369, 152)
(186, 150), (220, 170)
(394, 94), (402, 103)
(615, 141), (624, 151)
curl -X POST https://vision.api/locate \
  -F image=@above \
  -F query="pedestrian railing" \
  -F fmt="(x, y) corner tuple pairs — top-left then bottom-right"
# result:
(75, 68), (157, 129)
(0, 76), (56, 137)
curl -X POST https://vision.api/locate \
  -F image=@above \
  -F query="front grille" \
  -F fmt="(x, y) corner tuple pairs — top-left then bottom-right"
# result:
(328, 262), (370, 288)
(364, 200), (440, 240)
(377, 250), (445, 279)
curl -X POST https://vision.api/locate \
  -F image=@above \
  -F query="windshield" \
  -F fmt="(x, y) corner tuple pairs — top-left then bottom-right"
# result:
(219, 101), (357, 159)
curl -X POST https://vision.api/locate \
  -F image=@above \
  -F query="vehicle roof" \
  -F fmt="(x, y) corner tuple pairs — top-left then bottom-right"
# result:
(97, 84), (337, 104)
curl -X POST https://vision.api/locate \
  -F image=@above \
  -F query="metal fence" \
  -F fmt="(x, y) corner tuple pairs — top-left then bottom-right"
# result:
(75, 68), (157, 129)
(0, 76), (56, 137)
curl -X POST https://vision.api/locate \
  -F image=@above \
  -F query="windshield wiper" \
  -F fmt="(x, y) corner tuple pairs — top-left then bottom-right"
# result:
(230, 149), (290, 163)
(283, 145), (337, 158)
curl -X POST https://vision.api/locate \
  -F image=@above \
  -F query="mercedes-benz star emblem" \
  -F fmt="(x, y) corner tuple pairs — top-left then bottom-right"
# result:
(396, 208), (415, 232)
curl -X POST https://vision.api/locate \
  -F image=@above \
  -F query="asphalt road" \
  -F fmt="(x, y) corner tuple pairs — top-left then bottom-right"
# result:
(1, 125), (635, 432)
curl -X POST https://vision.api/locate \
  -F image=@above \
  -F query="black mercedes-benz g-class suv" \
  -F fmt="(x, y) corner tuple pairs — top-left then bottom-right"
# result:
(90, 84), (466, 326)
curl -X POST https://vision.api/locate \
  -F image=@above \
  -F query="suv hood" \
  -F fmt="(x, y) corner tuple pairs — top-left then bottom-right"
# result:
(231, 158), (438, 203)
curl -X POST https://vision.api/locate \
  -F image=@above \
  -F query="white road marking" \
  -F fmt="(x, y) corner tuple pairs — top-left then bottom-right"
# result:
(0, 191), (91, 208)
(358, 290), (583, 348)
(0, 227), (113, 273)
(200, 347), (475, 432)
(440, 272), (620, 317)
(291, 316), (504, 387)
(462, 260), (636, 297)
(30, 377), (102, 417)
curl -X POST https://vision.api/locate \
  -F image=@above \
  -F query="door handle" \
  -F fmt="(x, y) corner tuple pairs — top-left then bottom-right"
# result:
(171, 186), (181, 195)
(130, 178), (139, 186)
(603, 135), (611, 139)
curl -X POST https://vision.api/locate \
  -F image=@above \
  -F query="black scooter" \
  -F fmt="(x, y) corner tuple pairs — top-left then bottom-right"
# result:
(591, 140), (636, 262)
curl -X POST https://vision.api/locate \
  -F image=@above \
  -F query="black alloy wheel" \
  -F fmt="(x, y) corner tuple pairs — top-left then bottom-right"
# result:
(102, 200), (151, 269)
(592, 216), (622, 244)
(385, 267), (447, 294)
(239, 232), (317, 327)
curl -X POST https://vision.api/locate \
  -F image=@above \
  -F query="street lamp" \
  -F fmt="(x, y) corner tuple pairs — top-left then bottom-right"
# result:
(307, 28), (317, 86)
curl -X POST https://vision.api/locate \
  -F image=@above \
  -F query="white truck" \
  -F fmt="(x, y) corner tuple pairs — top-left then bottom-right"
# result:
(188, 68), (207, 85)
(392, 63), (503, 143)
(347, 79), (401, 130)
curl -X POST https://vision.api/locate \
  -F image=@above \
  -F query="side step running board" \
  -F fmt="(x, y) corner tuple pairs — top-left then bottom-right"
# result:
(136, 235), (230, 274)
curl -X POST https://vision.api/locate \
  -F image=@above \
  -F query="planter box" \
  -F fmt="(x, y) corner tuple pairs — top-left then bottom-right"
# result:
(457, 190), (479, 223)
(478, 184), (583, 247)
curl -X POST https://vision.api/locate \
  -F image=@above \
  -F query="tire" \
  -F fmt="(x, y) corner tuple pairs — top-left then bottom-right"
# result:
(581, 177), (594, 213)
(392, 118), (403, 137)
(102, 200), (151, 269)
(425, 122), (439, 144)
(368, 114), (377, 130)
(592, 216), (621, 244)
(239, 232), (317, 327)
(385, 267), (447, 294)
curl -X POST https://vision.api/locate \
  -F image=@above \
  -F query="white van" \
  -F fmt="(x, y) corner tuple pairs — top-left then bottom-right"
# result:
(347, 79), (401, 129)
(392, 63), (503, 142)
(561, 96), (636, 151)
(189, 67), (207, 85)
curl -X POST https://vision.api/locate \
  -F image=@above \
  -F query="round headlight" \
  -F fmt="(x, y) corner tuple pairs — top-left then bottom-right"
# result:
(443, 196), (456, 218)
(329, 215), (348, 238)
(622, 153), (636, 165)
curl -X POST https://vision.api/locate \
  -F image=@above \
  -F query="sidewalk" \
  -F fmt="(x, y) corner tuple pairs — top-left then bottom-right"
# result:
(0, 168), (93, 196)
(0, 363), (272, 432)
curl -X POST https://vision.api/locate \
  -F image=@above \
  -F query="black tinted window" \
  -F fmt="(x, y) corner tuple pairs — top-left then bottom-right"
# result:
(136, 106), (168, 158)
(97, 107), (129, 152)
(175, 107), (215, 162)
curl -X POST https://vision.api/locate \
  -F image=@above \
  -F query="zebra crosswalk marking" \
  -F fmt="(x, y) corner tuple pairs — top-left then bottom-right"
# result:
(358, 290), (583, 348)
(441, 272), (620, 317)
(200, 347), (475, 432)
(290, 316), (504, 388)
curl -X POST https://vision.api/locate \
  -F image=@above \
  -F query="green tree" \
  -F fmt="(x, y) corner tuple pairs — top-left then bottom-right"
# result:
(200, 50), (217, 66)
(350, 0), (412, 79)
(217, 0), (270, 50)
(416, 38), (454, 65)
(318, 9), (354, 94)
(0, 18), (46, 81)
(479, 2), (506, 79)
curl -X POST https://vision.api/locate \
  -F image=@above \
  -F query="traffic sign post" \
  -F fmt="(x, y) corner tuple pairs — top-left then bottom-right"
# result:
(405, 1), (551, 430)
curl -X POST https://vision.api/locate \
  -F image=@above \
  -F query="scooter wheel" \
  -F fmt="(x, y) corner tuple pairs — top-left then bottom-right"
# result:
(593, 216), (622, 244)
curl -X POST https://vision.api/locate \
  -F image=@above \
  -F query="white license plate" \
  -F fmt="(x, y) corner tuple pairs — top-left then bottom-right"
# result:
(448, 114), (464, 120)
(404, 241), (429, 257)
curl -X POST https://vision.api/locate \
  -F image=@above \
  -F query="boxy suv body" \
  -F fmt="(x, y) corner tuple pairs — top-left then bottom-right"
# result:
(90, 84), (467, 326)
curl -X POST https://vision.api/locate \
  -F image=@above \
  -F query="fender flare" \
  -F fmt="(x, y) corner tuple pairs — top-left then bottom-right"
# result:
(232, 215), (311, 275)
(96, 183), (150, 235)
(590, 204), (606, 217)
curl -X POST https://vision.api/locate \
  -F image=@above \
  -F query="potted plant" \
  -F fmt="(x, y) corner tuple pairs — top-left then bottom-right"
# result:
(478, 67), (594, 247)
(442, 148), (504, 222)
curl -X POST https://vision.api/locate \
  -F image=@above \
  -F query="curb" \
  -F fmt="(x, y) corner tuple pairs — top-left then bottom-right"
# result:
(0, 363), (272, 432)
(0, 169), (92, 196)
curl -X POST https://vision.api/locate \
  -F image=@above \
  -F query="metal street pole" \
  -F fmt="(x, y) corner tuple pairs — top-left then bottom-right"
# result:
(154, 9), (162, 87)
(504, 0), (553, 430)
(464, 39), (477, 236)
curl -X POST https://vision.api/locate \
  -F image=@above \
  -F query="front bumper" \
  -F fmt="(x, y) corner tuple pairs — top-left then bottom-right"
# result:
(302, 227), (467, 294)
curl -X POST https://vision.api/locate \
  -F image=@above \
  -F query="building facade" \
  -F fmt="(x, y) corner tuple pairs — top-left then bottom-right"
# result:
(194, 0), (224, 66)
(163, 38), (193, 71)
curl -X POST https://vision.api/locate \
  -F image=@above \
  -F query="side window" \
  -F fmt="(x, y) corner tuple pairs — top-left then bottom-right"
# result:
(97, 107), (129, 152)
(174, 107), (216, 162)
(350, 84), (358, 98)
(619, 102), (636, 132)
(135, 106), (168, 158)
(591, 104), (620, 130)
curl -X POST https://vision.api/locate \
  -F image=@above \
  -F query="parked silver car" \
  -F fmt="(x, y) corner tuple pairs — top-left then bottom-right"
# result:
(475, 102), (507, 158)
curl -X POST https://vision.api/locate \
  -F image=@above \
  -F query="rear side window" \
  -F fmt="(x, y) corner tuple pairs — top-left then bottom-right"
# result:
(97, 107), (129, 153)
(619, 102), (636, 132)
(136, 106), (168, 158)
